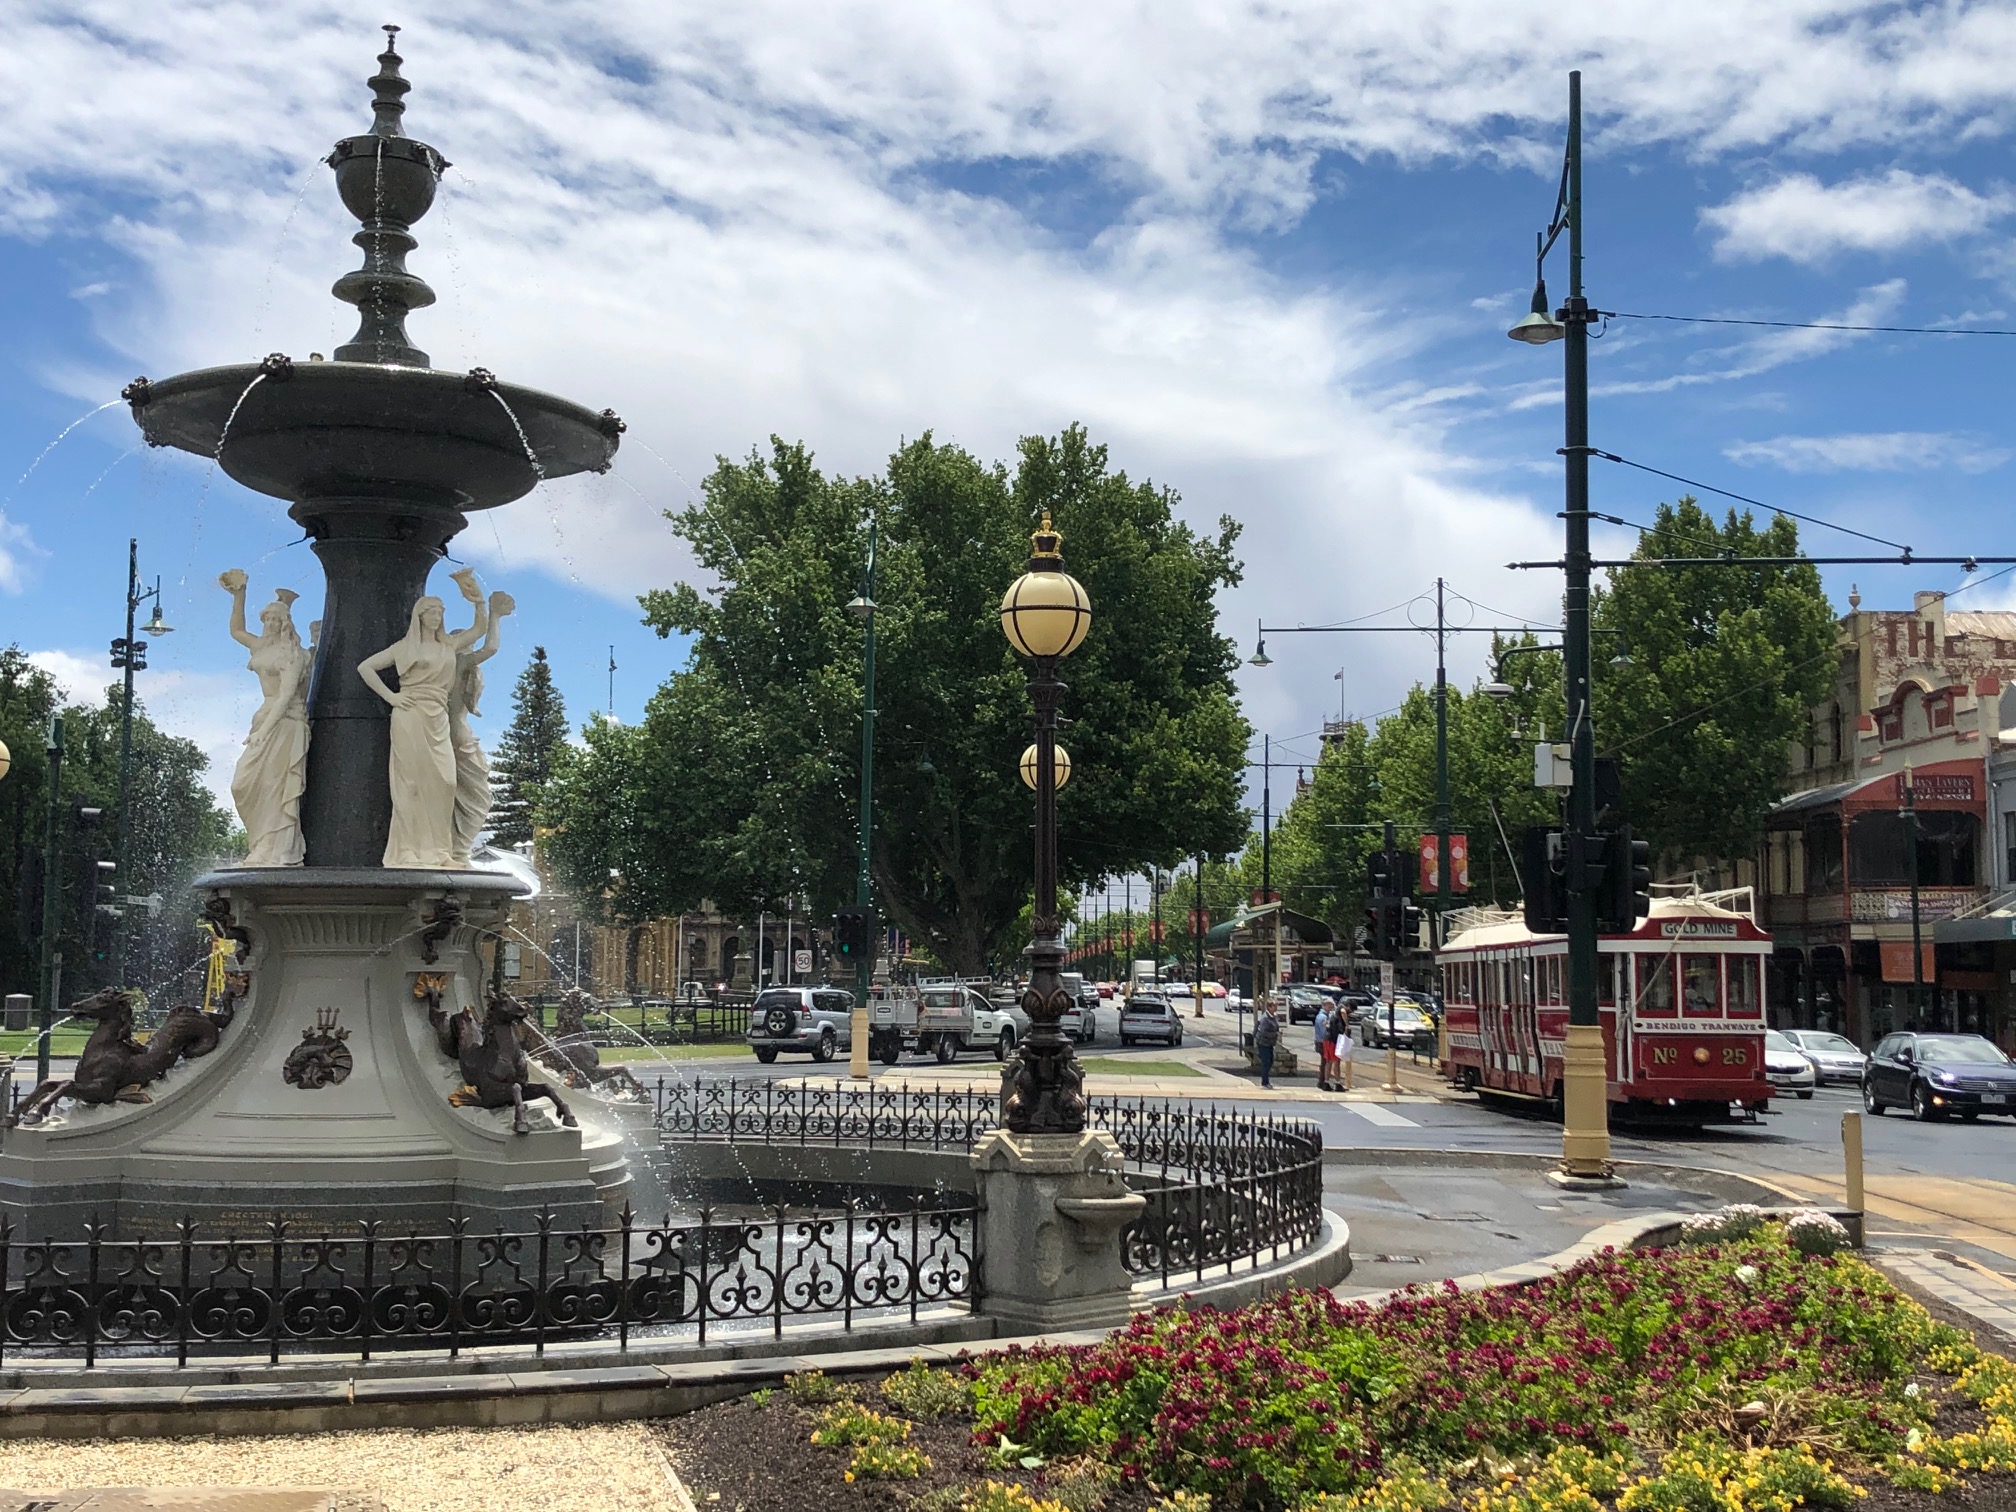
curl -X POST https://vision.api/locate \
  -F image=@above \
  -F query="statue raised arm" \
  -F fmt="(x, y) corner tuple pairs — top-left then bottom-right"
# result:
(218, 570), (311, 867)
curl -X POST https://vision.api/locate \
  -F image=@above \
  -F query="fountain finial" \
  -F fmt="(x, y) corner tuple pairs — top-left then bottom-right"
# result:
(327, 25), (443, 366)
(368, 24), (410, 139)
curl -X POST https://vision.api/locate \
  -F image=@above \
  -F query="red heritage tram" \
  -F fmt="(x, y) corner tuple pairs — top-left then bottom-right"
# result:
(1437, 891), (1774, 1124)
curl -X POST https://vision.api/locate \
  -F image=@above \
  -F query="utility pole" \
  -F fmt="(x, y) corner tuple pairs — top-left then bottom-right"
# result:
(35, 715), (66, 1087)
(848, 519), (878, 1078)
(607, 645), (616, 717)
(1192, 854), (1205, 1017)
(109, 537), (171, 986)
(1902, 763), (1923, 1024)
(1433, 577), (1452, 949)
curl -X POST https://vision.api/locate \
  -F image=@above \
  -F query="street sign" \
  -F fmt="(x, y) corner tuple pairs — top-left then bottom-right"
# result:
(794, 948), (812, 974)
(1379, 960), (1395, 1000)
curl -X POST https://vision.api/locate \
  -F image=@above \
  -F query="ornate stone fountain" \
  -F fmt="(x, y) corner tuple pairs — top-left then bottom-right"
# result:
(0, 28), (628, 1235)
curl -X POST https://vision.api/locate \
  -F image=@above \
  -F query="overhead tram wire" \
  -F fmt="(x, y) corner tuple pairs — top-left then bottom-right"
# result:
(1588, 451), (1909, 552)
(1608, 311), (2016, 338)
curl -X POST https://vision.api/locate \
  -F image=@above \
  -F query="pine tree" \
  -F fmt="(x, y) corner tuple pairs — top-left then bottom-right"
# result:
(490, 647), (570, 850)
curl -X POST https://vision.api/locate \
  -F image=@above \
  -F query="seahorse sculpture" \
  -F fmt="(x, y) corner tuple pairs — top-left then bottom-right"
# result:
(533, 988), (647, 1100)
(427, 987), (578, 1136)
(14, 987), (236, 1125)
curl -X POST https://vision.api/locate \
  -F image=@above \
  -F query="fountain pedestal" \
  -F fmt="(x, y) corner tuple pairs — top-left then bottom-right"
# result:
(0, 872), (624, 1238)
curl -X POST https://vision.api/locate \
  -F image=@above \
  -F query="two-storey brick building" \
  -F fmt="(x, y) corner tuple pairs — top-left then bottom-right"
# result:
(1761, 590), (2016, 1046)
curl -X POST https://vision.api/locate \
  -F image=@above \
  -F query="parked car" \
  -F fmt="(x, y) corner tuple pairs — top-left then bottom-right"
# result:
(1119, 993), (1185, 1048)
(1781, 1029), (1869, 1085)
(1358, 1002), (1430, 1049)
(1763, 1030), (1818, 1100)
(909, 983), (1029, 1063)
(1058, 972), (1099, 1044)
(1284, 987), (1329, 1025)
(1864, 1032), (2016, 1122)
(747, 986), (855, 1063)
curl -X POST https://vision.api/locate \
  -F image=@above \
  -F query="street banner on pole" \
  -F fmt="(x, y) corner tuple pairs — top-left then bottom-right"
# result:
(1418, 834), (1470, 894)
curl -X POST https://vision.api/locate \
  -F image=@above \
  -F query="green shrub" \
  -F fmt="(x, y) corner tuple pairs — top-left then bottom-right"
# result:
(785, 1368), (841, 1405)
(882, 1358), (969, 1419)
(1041, 1456), (1121, 1512)
(1617, 1440), (1856, 1512)
(810, 1400), (910, 1448)
(847, 1438), (932, 1481)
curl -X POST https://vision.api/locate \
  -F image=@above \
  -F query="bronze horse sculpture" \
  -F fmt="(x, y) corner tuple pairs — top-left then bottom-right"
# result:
(15, 987), (237, 1125)
(428, 988), (578, 1135)
(532, 988), (647, 1100)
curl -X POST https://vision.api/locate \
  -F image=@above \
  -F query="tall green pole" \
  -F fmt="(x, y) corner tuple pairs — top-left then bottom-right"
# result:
(112, 538), (140, 989)
(1434, 576), (1451, 943)
(36, 715), (66, 1086)
(849, 519), (878, 1078)
(1556, 70), (1614, 1184)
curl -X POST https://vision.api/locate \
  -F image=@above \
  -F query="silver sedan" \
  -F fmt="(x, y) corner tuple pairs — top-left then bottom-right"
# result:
(1781, 1029), (1869, 1085)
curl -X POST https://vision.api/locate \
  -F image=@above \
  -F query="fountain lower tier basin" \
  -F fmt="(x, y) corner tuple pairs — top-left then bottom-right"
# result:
(0, 869), (629, 1239)
(128, 361), (620, 510)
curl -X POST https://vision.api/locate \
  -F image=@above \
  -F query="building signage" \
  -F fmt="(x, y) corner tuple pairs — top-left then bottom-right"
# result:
(1850, 889), (1975, 923)
(1659, 920), (1740, 938)
(1908, 773), (1975, 802)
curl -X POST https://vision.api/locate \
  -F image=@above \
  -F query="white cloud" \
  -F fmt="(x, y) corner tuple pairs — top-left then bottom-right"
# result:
(8, 3), (2016, 775)
(1703, 170), (2015, 264)
(1724, 431), (2011, 474)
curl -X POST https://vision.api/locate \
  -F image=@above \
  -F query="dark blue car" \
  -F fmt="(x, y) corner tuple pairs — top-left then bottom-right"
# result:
(1863, 1032), (2016, 1122)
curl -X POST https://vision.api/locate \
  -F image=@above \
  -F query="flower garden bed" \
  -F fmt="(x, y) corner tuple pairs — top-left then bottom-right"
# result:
(657, 1213), (2016, 1512)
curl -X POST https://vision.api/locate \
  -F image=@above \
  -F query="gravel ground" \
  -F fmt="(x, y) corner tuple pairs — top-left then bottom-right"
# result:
(0, 1422), (684, 1512)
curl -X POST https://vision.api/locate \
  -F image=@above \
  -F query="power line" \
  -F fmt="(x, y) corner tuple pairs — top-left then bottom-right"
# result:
(1592, 451), (1909, 552)
(1610, 310), (2016, 337)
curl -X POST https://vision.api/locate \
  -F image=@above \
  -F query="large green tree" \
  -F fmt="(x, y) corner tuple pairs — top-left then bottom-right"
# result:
(546, 425), (1251, 973)
(1251, 643), (1563, 944)
(489, 646), (569, 849)
(0, 651), (234, 1003)
(1592, 499), (1836, 870)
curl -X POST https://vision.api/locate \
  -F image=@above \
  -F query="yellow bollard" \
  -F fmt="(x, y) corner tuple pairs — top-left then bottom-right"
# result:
(1842, 1110), (1864, 1214)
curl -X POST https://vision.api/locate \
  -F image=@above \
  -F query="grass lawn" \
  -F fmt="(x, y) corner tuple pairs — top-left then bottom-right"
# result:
(602, 1042), (752, 1062)
(0, 1030), (89, 1058)
(1076, 1057), (1205, 1077)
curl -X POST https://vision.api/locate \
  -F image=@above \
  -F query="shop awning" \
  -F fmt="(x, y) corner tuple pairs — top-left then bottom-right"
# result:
(1203, 903), (1334, 952)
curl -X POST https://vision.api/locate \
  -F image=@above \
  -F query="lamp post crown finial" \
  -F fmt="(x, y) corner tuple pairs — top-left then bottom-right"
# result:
(1030, 512), (1062, 564)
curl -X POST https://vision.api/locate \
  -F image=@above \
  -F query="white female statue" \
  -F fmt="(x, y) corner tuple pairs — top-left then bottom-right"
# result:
(450, 588), (514, 866)
(218, 569), (311, 867)
(358, 572), (489, 868)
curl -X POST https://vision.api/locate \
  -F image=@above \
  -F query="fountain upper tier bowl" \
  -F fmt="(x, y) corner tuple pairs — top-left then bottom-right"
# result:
(128, 359), (623, 511)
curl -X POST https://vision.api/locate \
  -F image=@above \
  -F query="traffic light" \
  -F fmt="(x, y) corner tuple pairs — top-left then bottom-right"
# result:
(1398, 900), (1423, 954)
(833, 904), (875, 965)
(1599, 824), (1653, 933)
(110, 637), (146, 671)
(1521, 826), (1567, 934)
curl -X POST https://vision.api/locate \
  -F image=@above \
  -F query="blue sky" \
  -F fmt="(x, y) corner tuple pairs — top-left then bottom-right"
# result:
(6, 2), (2016, 814)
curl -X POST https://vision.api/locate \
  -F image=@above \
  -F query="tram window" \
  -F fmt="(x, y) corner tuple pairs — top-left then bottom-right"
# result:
(1637, 956), (1675, 1014)
(1726, 957), (1761, 1017)
(1598, 955), (1618, 1006)
(1547, 956), (1563, 1004)
(1682, 954), (1721, 1015)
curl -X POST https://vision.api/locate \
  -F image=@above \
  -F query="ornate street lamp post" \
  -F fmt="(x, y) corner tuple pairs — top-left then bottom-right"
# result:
(999, 513), (1092, 1134)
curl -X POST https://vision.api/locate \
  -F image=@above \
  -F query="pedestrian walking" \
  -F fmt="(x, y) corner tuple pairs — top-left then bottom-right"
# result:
(1313, 1001), (1333, 1091)
(1253, 1001), (1280, 1088)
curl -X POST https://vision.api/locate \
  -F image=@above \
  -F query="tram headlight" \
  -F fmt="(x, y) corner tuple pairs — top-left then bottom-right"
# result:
(1692, 1047), (1711, 1065)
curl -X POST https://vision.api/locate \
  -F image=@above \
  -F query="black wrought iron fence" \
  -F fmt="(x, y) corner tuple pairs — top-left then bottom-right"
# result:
(649, 1079), (1327, 1284)
(0, 1200), (974, 1369)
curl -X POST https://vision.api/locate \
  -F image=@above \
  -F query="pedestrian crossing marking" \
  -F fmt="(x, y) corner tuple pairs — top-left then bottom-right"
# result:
(1344, 1102), (1419, 1128)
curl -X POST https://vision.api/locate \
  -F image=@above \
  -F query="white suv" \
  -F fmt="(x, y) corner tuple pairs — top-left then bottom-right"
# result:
(748, 986), (854, 1063)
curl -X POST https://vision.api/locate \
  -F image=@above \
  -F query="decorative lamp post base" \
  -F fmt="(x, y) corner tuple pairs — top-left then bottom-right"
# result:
(1553, 1022), (1624, 1189)
(971, 1128), (1145, 1332)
